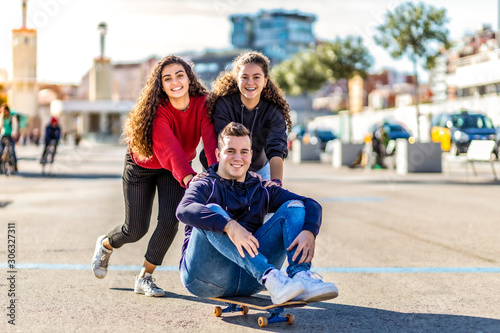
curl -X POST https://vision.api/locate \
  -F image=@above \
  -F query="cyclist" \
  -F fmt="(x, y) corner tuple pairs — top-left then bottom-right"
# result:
(41, 117), (61, 164)
(0, 103), (19, 172)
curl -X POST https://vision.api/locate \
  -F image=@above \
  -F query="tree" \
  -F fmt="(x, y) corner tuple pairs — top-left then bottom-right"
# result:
(0, 84), (7, 105)
(316, 36), (373, 141)
(272, 49), (328, 125)
(374, 1), (450, 140)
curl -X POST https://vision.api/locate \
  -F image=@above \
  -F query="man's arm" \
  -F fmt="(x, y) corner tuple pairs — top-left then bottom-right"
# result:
(176, 180), (229, 233)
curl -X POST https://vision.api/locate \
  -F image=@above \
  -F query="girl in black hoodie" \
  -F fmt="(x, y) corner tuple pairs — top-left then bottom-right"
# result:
(205, 51), (292, 185)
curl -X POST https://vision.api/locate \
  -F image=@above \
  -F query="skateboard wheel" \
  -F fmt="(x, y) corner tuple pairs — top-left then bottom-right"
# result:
(241, 306), (249, 315)
(286, 313), (295, 325)
(214, 306), (222, 317)
(258, 316), (268, 327)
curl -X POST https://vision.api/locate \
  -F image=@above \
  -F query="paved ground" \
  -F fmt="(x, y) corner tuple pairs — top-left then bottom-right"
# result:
(1, 141), (500, 332)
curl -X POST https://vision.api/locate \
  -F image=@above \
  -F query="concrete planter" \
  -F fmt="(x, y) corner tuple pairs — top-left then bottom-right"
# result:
(331, 139), (365, 169)
(291, 139), (321, 163)
(396, 139), (442, 174)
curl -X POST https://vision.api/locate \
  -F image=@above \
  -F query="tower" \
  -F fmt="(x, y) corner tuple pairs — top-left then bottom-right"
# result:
(9, 0), (38, 129)
(89, 22), (112, 101)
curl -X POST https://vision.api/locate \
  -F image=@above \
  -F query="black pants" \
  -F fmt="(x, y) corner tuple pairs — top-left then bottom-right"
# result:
(107, 152), (185, 266)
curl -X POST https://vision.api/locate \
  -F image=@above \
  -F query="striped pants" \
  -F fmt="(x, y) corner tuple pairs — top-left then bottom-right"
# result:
(107, 152), (185, 266)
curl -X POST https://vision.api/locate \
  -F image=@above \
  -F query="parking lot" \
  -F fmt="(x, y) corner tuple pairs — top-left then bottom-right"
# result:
(1, 141), (500, 332)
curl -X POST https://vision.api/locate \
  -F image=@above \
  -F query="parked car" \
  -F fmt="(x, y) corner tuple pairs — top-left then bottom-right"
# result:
(288, 125), (337, 152)
(366, 121), (412, 155)
(308, 128), (337, 151)
(431, 111), (496, 155)
(287, 125), (306, 150)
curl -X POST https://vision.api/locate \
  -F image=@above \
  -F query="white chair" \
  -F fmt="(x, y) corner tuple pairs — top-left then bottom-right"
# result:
(465, 140), (497, 180)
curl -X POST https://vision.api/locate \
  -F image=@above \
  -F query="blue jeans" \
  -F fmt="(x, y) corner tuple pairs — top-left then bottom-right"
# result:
(255, 162), (270, 180)
(180, 200), (311, 298)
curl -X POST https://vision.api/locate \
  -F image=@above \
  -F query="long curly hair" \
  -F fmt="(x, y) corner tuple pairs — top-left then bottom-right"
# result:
(206, 51), (292, 132)
(124, 55), (208, 161)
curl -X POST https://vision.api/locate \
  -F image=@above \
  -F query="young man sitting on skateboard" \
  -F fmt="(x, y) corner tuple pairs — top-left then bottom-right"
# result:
(176, 122), (338, 304)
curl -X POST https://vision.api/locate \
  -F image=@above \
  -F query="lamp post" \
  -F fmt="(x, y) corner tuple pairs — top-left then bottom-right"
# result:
(97, 22), (108, 59)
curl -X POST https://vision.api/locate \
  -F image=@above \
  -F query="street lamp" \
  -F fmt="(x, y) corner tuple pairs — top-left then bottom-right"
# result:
(97, 22), (108, 58)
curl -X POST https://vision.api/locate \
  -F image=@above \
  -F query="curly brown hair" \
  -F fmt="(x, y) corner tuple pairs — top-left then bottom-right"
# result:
(124, 55), (208, 161)
(206, 51), (292, 132)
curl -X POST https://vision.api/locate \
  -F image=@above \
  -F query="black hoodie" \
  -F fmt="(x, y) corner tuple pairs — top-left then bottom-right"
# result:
(176, 164), (322, 264)
(210, 93), (288, 172)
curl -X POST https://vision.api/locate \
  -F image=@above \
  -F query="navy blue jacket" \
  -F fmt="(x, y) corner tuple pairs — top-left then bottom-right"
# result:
(45, 124), (61, 145)
(176, 164), (322, 263)
(212, 94), (288, 171)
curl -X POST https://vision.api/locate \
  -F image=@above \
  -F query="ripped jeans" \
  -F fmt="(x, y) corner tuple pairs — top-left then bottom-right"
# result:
(180, 200), (311, 298)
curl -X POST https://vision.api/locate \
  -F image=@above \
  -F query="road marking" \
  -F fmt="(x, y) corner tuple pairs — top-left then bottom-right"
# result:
(1, 263), (499, 273)
(318, 197), (385, 202)
(314, 267), (500, 273)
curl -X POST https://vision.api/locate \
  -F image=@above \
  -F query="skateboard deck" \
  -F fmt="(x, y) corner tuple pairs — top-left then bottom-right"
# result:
(210, 295), (307, 327)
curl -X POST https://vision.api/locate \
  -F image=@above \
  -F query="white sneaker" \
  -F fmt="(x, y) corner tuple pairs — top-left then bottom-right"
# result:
(263, 269), (305, 304)
(91, 235), (112, 279)
(134, 273), (165, 297)
(291, 271), (338, 302)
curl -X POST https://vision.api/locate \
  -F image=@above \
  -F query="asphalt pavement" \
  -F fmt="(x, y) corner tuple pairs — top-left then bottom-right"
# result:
(1, 140), (500, 333)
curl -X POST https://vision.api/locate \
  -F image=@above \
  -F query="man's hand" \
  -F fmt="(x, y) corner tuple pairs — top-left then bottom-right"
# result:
(287, 230), (315, 264)
(224, 220), (259, 258)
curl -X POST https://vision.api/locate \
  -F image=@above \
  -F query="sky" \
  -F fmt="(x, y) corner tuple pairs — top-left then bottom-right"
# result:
(0, 0), (498, 84)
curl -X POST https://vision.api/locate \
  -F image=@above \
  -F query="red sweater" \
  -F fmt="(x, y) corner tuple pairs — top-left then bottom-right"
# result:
(131, 94), (217, 186)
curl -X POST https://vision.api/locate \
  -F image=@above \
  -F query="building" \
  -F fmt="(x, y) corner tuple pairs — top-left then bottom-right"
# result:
(9, 0), (39, 134)
(184, 49), (243, 88)
(230, 9), (316, 65)
(429, 24), (498, 102)
(51, 23), (137, 140)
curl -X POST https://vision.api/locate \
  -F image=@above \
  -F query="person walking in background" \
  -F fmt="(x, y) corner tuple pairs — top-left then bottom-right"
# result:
(201, 51), (291, 186)
(91, 55), (218, 297)
(0, 103), (19, 172)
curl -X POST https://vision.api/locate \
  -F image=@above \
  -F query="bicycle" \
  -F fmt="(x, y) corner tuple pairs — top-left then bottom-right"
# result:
(0, 136), (15, 176)
(41, 139), (57, 175)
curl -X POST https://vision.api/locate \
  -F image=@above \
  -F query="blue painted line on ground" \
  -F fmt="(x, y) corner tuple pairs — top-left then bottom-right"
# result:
(318, 197), (385, 203)
(1, 263), (499, 273)
(314, 267), (500, 273)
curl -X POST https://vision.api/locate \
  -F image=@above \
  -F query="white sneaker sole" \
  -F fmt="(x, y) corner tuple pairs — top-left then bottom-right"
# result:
(134, 288), (165, 297)
(294, 287), (339, 303)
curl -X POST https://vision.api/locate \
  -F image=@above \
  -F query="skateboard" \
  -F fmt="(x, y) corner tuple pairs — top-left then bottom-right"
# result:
(210, 295), (307, 327)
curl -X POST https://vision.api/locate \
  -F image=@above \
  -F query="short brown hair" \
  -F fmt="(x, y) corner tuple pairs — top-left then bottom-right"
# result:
(1, 103), (9, 112)
(218, 122), (251, 149)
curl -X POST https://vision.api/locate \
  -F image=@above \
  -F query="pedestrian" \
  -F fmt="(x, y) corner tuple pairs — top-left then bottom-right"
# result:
(201, 51), (291, 185)
(40, 117), (61, 164)
(177, 122), (338, 304)
(372, 124), (387, 169)
(91, 55), (218, 297)
(0, 103), (19, 172)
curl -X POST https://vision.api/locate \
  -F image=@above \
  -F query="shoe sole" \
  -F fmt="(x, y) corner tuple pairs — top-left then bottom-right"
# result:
(299, 290), (339, 303)
(134, 289), (165, 297)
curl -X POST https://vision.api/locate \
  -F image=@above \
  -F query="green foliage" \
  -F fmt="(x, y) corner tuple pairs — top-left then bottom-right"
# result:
(272, 50), (327, 96)
(374, 1), (450, 70)
(316, 36), (373, 80)
(272, 35), (373, 97)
